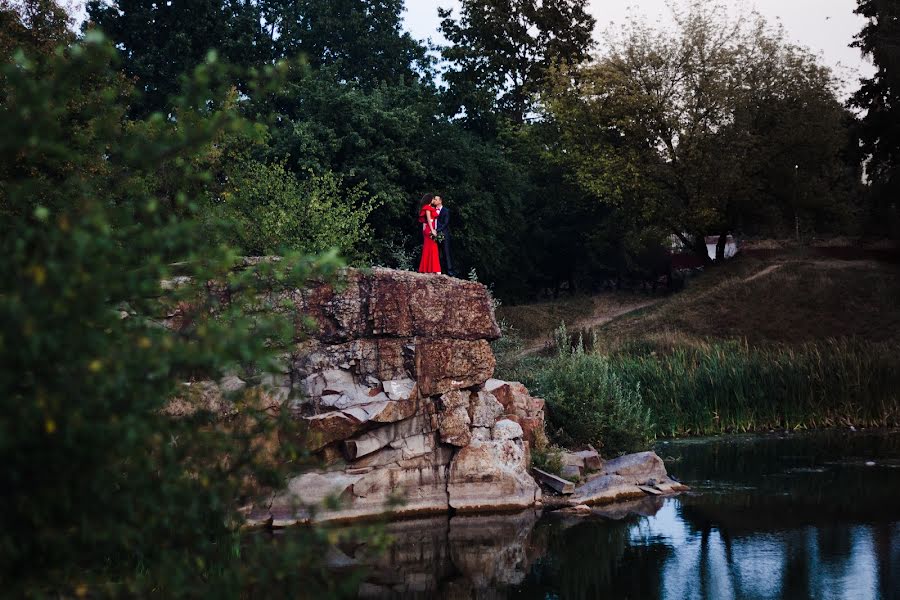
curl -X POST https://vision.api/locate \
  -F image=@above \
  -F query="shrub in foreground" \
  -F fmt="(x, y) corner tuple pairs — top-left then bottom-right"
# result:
(0, 34), (355, 597)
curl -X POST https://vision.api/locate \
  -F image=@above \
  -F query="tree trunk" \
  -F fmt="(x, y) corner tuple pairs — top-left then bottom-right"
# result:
(693, 234), (713, 265)
(715, 233), (728, 262)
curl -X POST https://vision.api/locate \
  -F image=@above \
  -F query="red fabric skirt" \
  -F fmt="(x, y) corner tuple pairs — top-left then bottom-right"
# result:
(418, 230), (441, 273)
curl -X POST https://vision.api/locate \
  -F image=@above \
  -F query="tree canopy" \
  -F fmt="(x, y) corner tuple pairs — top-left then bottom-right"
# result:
(544, 3), (862, 260)
(851, 0), (900, 234)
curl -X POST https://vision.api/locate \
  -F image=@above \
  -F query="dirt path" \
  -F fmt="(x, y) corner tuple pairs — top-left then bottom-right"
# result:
(743, 264), (782, 282)
(513, 299), (659, 359)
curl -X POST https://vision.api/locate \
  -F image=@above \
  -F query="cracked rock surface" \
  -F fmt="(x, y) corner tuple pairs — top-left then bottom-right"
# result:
(236, 269), (546, 524)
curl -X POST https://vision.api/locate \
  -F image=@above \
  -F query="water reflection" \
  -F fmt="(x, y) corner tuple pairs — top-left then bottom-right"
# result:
(327, 430), (900, 599)
(329, 510), (544, 598)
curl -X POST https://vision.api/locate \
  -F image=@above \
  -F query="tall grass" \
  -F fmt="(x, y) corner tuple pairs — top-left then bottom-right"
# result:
(521, 325), (656, 454)
(609, 339), (900, 437)
(514, 324), (900, 445)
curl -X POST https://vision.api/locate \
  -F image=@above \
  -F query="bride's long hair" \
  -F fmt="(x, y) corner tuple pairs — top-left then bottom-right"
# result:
(417, 193), (434, 222)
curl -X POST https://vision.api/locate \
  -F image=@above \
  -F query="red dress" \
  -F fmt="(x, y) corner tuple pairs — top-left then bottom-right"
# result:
(418, 205), (441, 274)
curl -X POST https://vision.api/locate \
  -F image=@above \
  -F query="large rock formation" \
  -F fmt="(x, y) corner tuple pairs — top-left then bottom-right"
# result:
(238, 268), (546, 524)
(164, 267), (685, 525)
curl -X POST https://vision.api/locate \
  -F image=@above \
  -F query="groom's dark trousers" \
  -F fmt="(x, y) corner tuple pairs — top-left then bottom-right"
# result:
(436, 207), (454, 276)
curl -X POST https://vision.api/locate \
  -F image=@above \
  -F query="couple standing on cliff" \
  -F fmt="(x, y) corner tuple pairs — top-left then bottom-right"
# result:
(418, 193), (455, 276)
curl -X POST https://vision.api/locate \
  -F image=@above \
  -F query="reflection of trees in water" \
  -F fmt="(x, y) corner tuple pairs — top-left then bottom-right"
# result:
(875, 522), (898, 600)
(516, 515), (670, 599)
(674, 502), (898, 599)
(668, 431), (900, 529)
(323, 433), (900, 598)
(780, 529), (813, 600)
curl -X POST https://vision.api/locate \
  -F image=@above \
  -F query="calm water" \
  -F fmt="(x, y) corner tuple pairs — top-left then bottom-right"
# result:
(325, 430), (900, 599)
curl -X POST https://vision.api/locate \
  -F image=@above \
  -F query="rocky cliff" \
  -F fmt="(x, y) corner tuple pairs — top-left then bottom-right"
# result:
(165, 267), (684, 525)
(241, 268), (547, 524)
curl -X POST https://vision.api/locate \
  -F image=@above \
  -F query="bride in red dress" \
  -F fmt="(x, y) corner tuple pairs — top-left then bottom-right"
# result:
(418, 198), (442, 274)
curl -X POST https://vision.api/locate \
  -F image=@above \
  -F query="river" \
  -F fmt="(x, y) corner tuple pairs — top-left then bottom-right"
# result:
(312, 429), (900, 599)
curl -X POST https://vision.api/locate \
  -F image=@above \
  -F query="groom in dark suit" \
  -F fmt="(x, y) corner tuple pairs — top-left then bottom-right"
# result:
(432, 195), (455, 277)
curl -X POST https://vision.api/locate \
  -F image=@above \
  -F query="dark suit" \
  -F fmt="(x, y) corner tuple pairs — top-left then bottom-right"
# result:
(435, 206), (454, 276)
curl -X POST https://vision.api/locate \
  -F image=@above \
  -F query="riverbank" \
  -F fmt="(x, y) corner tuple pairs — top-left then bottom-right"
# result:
(301, 428), (900, 598)
(494, 246), (900, 442)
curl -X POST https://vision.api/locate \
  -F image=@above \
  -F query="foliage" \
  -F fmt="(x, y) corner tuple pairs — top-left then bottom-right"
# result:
(523, 324), (655, 454)
(216, 159), (380, 262)
(249, 66), (433, 240)
(439, 0), (595, 128)
(0, 0), (73, 62)
(268, 0), (428, 87)
(529, 428), (564, 476)
(850, 0), (900, 236)
(85, 0), (272, 116)
(0, 33), (353, 597)
(545, 1), (861, 259)
(609, 339), (900, 437)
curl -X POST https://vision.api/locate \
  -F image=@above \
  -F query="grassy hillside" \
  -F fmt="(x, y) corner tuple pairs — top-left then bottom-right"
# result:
(498, 245), (900, 352)
(598, 250), (900, 348)
(496, 245), (900, 443)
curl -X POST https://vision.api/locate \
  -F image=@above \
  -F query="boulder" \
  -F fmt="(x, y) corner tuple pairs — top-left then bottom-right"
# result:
(493, 419), (524, 441)
(268, 444), (456, 524)
(343, 415), (433, 460)
(485, 380), (530, 414)
(603, 451), (667, 482)
(304, 412), (363, 452)
(482, 379), (546, 446)
(415, 339), (496, 397)
(504, 415), (544, 447)
(567, 451), (688, 507)
(448, 440), (540, 512)
(170, 268), (557, 524)
(573, 449), (603, 472)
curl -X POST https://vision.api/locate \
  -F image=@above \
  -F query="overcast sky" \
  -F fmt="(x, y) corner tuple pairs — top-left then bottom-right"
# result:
(69, 0), (873, 93)
(405, 0), (874, 93)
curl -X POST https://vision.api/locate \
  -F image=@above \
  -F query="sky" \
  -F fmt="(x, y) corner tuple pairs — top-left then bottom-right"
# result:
(404, 0), (874, 93)
(68, 0), (873, 94)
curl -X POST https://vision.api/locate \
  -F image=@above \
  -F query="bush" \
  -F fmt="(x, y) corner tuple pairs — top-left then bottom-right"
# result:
(523, 325), (655, 454)
(0, 33), (353, 597)
(529, 428), (564, 475)
(218, 160), (380, 263)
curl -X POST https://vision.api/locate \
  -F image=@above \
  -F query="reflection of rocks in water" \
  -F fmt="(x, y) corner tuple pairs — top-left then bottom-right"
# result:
(548, 496), (665, 532)
(342, 510), (542, 598)
(449, 511), (540, 590)
(592, 495), (665, 521)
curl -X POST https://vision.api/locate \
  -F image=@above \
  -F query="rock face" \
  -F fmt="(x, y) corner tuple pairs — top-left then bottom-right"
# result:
(164, 267), (687, 524)
(241, 268), (545, 524)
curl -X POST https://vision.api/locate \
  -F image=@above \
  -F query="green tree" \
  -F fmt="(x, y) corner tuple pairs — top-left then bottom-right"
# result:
(851, 0), (900, 235)
(0, 0), (73, 62)
(545, 2), (855, 261)
(438, 0), (595, 128)
(267, 0), (428, 87)
(86, 0), (272, 115)
(0, 31), (349, 597)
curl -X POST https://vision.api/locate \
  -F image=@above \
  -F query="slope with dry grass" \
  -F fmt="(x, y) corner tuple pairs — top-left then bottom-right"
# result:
(595, 250), (900, 350)
(497, 246), (900, 439)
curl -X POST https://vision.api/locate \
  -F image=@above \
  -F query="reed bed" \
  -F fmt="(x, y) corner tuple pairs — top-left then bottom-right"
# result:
(608, 339), (900, 437)
(511, 324), (900, 444)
